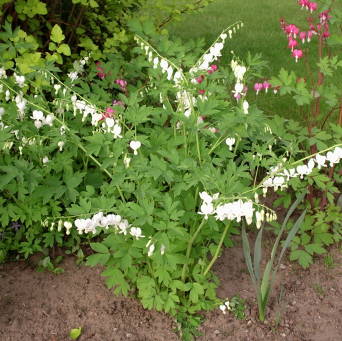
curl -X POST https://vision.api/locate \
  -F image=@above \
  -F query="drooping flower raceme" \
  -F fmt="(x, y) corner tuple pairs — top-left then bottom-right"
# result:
(73, 211), (144, 240)
(70, 94), (123, 138)
(198, 192), (276, 228)
(31, 110), (55, 129)
(231, 59), (249, 112)
(135, 22), (243, 118)
(261, 146), (342, 195)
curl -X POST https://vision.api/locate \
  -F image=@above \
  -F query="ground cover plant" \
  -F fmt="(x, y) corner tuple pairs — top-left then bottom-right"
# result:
(0, 0), (341, 340)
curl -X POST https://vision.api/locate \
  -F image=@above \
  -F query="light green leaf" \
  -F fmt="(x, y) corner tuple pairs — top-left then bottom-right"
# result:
(89, 0), (99, 7)
(69, 327), (82, 340)
(51, 24), (65, 43)
(57, 43), (71, 56)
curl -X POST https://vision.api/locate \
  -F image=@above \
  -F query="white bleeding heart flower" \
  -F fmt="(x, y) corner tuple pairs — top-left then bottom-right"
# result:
(225, 137), (236, 151)
(130, 140), (141, 155)
(31, 110), (44, 121)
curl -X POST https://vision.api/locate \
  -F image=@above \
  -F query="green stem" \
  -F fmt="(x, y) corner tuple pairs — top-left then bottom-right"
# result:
(183, 125), (188, 156)
(195, 131), (202, 165)
(76, 142), (126, 203)
(181, 218), (206, 282)
(208, 136), (225, 155)
(203, 222), (231, 276)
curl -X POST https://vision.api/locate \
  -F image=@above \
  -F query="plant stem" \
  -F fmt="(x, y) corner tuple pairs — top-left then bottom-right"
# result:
(181, 218), (206, 282)
(76, 142), (126, 203)
(195, 131), (202, 165)
(203, 222), (231, 276)
(258, 297), (266, 322)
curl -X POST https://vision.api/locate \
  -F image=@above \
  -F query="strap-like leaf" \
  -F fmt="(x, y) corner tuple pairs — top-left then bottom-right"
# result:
(277, 209), (307, 267)
(253, 226), (263, 283)
(260, 260), (272, 303)
(270, 192), (306, 262)
(242, 224), (256, 286)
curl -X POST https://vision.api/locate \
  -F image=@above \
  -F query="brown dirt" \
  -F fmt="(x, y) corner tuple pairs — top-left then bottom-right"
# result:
(1, 241), (341, 341)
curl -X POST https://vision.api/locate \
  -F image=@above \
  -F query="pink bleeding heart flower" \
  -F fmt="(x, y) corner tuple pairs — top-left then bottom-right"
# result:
(308, 2), (317, 13)
(263, 81), (271, 93)
(208, 64), (218, 74)
(198, 89), (206, 95)
(299, 32), (306, 43)
(116, 79), (127, 91)
(254, 83), (263, 95)
(96, 62), (106, 80)
(100, 107), (115, 121)
(286, 24), (300, 38)
(323, 30), (330, 39)
(196, 75), (205, 83)
(288, 38), (298, 51)
(298, 0), (309, 9)
(307, 30), (315, 42)
(112, 100), (125, 107)
(320, 10), (331, 24)
(292, 49), (303, 62)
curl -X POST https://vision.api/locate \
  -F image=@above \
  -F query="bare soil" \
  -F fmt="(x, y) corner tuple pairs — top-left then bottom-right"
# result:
(1, 241), (341, 341)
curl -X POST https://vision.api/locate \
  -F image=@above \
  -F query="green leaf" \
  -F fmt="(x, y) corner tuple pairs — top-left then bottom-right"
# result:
(189, 283), (204, 303)
(49, 42), (56, 51)
(86, 253), (110, 266)
(241, 224), (256, 285)
(304, 244), (326, 255)
(290, 249), (312, 268)
(69, 327), (82, 340)
(253, 226), (263, 283)
(90, 242), (109, 254)
(57, 43), (71, 56)
(51, 24), (65, 43)
(314, 232), (334, 245)
(260, 261), (272, 303)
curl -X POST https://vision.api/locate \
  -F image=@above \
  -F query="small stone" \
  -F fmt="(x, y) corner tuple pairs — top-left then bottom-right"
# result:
(280, 264), (286, 270)
(281, 333), (286, 337)
(126, 333), (132, 338)
(214, 329), (220, 336)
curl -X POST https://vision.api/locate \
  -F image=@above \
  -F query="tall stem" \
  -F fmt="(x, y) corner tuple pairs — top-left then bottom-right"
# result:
(181, 218), (206, 282)
(203, 222), (231, 276)
(195, 131), (202, 165)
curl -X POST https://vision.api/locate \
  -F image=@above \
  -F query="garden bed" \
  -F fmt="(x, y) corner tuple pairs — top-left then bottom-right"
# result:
(1, 242), (341, 341)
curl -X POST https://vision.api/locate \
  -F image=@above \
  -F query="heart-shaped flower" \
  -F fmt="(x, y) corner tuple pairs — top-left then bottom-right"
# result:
(130, 140), (141, 155)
